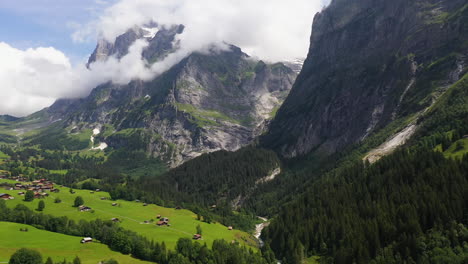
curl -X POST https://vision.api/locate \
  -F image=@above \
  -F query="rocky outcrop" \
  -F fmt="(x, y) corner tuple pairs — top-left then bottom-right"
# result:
(88, 23), (182, 65)
(263, 0), (468, 158)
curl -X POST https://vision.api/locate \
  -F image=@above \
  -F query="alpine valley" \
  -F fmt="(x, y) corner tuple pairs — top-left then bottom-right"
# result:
(0, 0), (467, 264)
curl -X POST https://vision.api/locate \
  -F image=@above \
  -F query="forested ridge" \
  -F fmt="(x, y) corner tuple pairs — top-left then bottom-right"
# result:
(261, 73), (468, 264)
(263, 148), (468, 263)
(137, 147), (280, 205)
(109, 147), (280, 231)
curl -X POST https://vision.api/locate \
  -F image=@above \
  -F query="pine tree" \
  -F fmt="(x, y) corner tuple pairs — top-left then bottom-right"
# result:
(73, 196), (84, 207)
(37, 200), (45, 211)
(73, 256), (81, 264)
(24, 190), (34, 202)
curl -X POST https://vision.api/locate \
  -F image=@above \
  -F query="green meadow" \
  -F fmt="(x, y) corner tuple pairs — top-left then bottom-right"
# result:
(0, 179), (257, 250)
(0, 221), (152, 264)
(434, 137), (468, 159)
(0, 151), (8, 160)
(443, 137), (468, 159)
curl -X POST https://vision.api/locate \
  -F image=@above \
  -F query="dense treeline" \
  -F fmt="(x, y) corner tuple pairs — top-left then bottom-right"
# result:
(0, 200), (275, 264)
(138, 147), (280, 205)
(0, 146), (105, 170)
(414, 73), (468, 148)
(260, 74), (468, 263)
(106, 147), (279, 231)
(0, 133), (16, 144)
(25, 124), (90, 151)
(262, 148), (468, 264)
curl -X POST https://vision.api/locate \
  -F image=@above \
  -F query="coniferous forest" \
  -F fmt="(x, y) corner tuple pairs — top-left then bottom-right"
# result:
(263, 148), (468, 263)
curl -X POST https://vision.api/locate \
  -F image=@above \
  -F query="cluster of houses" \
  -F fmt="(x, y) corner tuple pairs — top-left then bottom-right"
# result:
(2, 178), (56, 192)
(0, 174), (231, 244)
(0, 174), (19, 180)
(1, 178), (58, 200)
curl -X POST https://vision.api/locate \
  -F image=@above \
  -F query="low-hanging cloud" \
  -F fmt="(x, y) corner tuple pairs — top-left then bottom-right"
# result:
(0, 40), (154, 117)
(75, 0), (329, 61)
(1, 0), (330, 117)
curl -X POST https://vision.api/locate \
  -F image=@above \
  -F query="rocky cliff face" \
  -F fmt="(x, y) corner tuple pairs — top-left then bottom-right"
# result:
(46, 26), (297, 167)
(88, 23), (183, 65)
(263, 0), (468, 158)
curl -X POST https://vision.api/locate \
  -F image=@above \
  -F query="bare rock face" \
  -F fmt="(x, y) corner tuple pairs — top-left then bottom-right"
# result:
(263, 0), (468, 158)
(87, 23), (182, 65)
(48, 27), (297, 167)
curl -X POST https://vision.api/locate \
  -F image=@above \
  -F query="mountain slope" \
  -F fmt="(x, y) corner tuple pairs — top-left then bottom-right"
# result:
(25, 26), (297, 167)
(255, 0), (468, 263)
(263, 0), (468, 158)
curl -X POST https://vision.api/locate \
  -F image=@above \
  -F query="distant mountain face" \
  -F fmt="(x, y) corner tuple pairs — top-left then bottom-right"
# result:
(0, 115), (19, 123)
(42, 24), (297, 166)
(87, 23), (184, 65)
(263, 0), (468, 158)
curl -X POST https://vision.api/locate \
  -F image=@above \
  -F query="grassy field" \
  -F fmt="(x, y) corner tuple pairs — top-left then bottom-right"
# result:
(0, 179), (257, 250)
(0, 151), (9, 166)
(304, 256), (320, 264)
(48, 169), (68, 175)
(0, 221), (152, 264)
(443, 138), (468, 159)
(0, 151), (9, 160)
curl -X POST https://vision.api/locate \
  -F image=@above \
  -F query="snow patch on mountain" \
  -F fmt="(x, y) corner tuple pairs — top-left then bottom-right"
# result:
(142, 27), (159, 38)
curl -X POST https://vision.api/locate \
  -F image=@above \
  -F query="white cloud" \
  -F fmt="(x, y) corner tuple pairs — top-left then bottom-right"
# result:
(74, 0), (329, 62)
(0, 43), (70, 117)
(0, 41), (154, 117)
(1, 0), (330, 117)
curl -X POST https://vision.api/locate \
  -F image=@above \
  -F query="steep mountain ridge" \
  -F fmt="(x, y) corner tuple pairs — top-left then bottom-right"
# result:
(263, 0), (468, 158)
(31, 26), (297, 166)
(88, 23), (184, 65)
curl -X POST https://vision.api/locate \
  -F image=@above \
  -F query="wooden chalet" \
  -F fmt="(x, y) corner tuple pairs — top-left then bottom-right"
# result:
(156, 217), (170, 226)
(79, 205), (92, 212)
(81, 237), (93, 243)
(193, 234), (202, 240)
(156, 221), (168, 226)
(0, 193), (12, 200)
(34, 192), (48, 199)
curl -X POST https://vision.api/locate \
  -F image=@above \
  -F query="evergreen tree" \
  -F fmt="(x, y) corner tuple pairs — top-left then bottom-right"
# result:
(37, 200), (45, 211)
(72, 256), (81, 264)
(73, 196), (84, 207)
(24, 190), (34, 202)
(9, 248), (43, 264)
